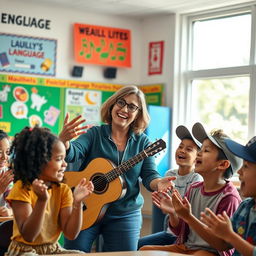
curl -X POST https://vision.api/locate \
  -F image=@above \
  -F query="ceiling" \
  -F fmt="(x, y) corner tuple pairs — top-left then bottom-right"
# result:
(24, 0), (252, 18)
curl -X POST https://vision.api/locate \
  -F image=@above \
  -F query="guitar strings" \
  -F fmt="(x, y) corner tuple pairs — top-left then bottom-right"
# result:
(91, 142), (164, 189)
(91, 143), (162, 190)
(91, 151), (147, 190)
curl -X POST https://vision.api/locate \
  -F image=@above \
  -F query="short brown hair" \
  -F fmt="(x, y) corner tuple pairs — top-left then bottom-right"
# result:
(101, 85), (150, 134)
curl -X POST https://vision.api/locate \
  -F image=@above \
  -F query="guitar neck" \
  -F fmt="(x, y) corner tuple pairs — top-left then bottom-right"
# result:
(106, 150), (148, 182)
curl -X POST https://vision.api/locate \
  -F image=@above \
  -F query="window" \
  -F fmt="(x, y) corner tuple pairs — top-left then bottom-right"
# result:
(176, 4), (256, 147)
(192, 14), (251, 70)
(191, 77), (249, 144)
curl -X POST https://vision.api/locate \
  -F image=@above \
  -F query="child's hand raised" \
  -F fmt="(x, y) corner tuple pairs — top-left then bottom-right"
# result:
(0, 206), (12, 217)
(200, 208), (233, 240)
(172, 189), (192, 222)
(73, 178), (94, 203)
(0, 169), (13, 194)
(152, 191), (175, 214)
(32, 179), (49, 201)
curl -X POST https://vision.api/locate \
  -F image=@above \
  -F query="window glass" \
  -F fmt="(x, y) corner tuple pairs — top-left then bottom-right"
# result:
(192, 14), (251, 70)
(191, 77), (249, 144)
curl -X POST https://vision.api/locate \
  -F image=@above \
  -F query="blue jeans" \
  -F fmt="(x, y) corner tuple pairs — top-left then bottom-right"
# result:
(138, 231), (177, 249)
(64, 209), (142, 252)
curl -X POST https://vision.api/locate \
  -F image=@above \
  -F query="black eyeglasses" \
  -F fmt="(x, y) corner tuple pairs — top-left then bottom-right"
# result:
(116, 98), (140, 113)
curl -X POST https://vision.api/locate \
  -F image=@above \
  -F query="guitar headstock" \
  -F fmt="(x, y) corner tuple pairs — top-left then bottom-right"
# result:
(145, 139), (166, 156)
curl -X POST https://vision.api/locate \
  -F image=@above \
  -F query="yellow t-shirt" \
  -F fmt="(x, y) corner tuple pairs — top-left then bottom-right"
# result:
(6, 180), (73, 245)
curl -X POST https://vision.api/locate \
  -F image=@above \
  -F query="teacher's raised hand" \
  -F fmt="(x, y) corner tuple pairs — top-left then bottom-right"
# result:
(59, 113), (90, 149)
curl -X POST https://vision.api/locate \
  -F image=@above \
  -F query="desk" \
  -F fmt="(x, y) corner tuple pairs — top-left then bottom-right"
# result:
(0, 216), (13, 222)
(43, 251), (186, 256)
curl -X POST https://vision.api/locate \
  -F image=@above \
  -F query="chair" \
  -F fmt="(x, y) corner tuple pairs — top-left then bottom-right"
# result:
(0, 220), (13, 256)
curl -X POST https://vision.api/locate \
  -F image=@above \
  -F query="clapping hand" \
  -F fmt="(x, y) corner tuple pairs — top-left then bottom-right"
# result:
(172, 189), (192, 222)
(152, 191), (175, 214)
(0, 206), (12, 217)
(73, 178), (94, 203)
(0, 169), (13, 195)
(32, 179), (49, 201)
(200, 208), (233, 239)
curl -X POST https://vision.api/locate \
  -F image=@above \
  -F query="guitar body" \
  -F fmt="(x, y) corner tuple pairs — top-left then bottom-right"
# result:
(64, 158), (126, 230)
(64, 139), (166, 230)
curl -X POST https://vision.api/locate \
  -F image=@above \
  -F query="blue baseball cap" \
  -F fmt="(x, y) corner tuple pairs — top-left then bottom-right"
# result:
(225, 136), (256, 163)
(176, 125), (201, 148)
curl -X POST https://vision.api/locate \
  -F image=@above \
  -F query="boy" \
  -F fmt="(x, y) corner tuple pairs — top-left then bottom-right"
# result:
(138, 125), (202, 249)
(140, 122), (242, 256)
(201, 136), (256, 256)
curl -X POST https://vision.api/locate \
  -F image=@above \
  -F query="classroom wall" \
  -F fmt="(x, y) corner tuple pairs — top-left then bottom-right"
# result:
(0, 0), (141, 84)
(0, 0), (176, 96)
(141, 14), (176, 107)
(0, 0), (175, 168)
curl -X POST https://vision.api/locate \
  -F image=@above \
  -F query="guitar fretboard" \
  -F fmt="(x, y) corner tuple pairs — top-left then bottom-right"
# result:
(105, 150), (148, 182)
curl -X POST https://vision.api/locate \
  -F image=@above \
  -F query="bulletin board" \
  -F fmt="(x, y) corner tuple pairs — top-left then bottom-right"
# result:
(0, 74), (163, 137)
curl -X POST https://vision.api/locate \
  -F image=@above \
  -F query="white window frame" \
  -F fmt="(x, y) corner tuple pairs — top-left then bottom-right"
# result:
(171, 3), (256, 167)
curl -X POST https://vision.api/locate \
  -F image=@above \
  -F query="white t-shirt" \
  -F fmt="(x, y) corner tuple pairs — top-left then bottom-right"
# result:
(164, 169), (203, 232)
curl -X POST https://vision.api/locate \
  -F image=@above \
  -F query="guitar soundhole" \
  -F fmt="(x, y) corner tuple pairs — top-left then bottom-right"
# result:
(91, 173), (108, 194)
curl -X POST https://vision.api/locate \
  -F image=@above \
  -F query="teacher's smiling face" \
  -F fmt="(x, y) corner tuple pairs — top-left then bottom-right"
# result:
(111, 93), (140, 131)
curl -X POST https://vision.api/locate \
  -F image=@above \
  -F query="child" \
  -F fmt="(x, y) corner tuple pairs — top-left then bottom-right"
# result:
(5, 126), (94, 255)
(140, 122), (242, 256)
(0, 130), (13, 217)
(138, 125), (203, 249)
(201, 136), (256, 256)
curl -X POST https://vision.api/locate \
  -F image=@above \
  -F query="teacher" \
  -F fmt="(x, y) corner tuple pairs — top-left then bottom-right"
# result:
(59, 85), (174, 252)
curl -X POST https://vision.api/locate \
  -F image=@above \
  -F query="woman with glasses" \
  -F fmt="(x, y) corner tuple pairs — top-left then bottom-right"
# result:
(59, 85), (174, 252)
(0, 130), (13, 217)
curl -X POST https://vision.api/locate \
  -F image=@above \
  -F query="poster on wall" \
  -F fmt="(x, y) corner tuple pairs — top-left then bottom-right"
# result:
(74, 23), (131, 68)
(65, 88), (102, 126)
(0, 78), (63, 136)
(148, 41), (164, 75)
(0, 74), (163, 136)
(0, 33), (57, 76)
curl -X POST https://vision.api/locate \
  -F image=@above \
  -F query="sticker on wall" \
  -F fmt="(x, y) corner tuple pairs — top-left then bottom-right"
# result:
(85, 91), (100, 105)
(11, 101), (28, 119)
(0, 122), (11, 133)
(66, 105), (83, 120)
(44, 106), (60, 126)
(0, 85), (11, 102)
(29, 115), (42, 127)
(66, 89), (101, 126)
(30, 87), (47, 111)
(148, 41), (164, 75)
(13, 86), (29, 103)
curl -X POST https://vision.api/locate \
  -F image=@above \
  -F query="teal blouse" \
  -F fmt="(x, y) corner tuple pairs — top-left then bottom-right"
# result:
(65, 124), (161, 214)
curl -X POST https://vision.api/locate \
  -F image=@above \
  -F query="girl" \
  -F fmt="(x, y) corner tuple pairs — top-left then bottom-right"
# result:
(0, 129), (13, 217)
(5, 126), (94, 255)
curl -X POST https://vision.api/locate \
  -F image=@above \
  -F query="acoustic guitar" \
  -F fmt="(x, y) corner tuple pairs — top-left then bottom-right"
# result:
(64, 138), (166, 230)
